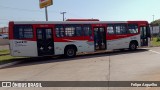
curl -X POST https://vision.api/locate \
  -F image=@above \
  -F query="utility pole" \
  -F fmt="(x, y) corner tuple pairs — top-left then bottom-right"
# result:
(152, 15), (155, 21)
(45, 6), (48, 21)
(152, 15), (155, 40)
(60, 12), (66, 21)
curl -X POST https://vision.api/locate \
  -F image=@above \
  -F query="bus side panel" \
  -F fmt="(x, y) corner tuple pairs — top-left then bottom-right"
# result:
(107, 34), (140, 50)
(54, 41), (94, 55)
(10, 40), (38, 57)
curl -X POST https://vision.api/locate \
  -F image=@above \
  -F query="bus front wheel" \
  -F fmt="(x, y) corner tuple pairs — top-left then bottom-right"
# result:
(64, 47), (76, 58)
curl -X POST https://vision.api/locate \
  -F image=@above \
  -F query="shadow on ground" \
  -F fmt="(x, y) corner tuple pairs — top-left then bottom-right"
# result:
(1, 49), (149, 69)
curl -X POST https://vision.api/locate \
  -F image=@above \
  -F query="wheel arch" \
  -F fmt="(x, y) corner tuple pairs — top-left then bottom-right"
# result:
(130, 40), (139, 47)
(64, 44), (78, 53)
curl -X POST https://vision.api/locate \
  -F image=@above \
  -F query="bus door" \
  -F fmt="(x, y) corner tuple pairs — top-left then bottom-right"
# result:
(36, 28), (54, 56)
(94, 27), (106, 50)
(140, 26), (150, 46)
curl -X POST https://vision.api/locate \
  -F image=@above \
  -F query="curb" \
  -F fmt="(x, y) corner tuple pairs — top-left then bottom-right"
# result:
(0, 61), (21, 69)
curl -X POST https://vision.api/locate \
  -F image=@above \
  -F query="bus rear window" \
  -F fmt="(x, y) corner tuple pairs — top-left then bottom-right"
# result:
(14, 25), (33, 39)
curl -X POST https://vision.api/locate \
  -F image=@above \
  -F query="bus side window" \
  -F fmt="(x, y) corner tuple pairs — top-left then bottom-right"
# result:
(55, 25), (65, 37)
(65, 25), (76, 37)
(13, 25), (33, 39)
(107, 25), (115, 34)
(83, 25), (92, 36)
(75, 25), (83, 36)
(128, 24), (138, 34)
(55, 27), (60, 37)
(115, 24), (127, 34)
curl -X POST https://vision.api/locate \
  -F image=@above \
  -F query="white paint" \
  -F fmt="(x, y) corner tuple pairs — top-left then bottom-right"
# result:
(107, 35), (140, 50)
(10, 39), (95, 56)
(54, 41), (94, 55)
(10, 34), (148, 57)
(10, 40), (38, 57)
(149, 50), (160, 55)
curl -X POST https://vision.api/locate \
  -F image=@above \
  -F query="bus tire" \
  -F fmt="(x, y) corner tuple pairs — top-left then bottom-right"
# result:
(64, 46), (76, 58)
(129, 42), (137, 51)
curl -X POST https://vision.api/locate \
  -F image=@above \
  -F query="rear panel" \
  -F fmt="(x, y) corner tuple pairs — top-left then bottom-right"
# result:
(9, 23), (38, 57)
(10, 40), (38, 57)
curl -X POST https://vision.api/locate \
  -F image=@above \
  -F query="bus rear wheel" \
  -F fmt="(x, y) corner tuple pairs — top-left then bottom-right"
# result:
(64, 47), (76, 58)
(129, 42), (137, 51)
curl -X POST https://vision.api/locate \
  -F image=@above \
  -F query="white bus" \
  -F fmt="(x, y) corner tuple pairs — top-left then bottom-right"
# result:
(9, 20), (151, 57)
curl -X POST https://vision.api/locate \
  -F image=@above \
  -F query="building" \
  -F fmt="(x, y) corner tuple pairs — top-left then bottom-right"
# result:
(150, 26), (160, 35)
(0, 27), (8, 34)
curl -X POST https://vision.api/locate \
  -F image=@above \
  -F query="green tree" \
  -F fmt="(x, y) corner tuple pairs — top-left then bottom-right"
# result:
(150, 19), (160, 26)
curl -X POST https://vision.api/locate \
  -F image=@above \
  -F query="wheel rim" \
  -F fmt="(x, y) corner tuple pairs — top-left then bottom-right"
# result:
(67, 49), (74, 56)
(131, 44), (136, 50)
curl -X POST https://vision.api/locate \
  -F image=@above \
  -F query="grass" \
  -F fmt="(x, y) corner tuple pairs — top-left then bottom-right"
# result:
(0, 49), (25, 63)
(0, 49), (10, 55)
(0, 55), (23, 61)
(151, 37), (160, 47)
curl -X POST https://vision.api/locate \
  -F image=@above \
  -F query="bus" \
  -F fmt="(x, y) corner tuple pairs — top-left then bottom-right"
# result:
(9, 20), (151, 57)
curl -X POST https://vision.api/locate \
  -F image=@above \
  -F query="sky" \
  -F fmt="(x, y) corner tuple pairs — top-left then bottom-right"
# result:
(0, 0), (160, 27)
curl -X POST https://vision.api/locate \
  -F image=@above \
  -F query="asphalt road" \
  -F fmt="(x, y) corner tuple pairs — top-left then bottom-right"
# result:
(0, 47), (160, 90)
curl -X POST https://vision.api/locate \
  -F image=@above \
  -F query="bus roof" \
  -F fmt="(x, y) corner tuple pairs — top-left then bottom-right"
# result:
(11, 21), (149, 25)
(66, 19), (100, 21)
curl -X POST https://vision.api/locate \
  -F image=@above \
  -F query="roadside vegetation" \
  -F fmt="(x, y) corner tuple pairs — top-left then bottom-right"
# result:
(151, 19), (160, 26)
(0, 50), (24, 63)
(150, 19), (160, 46)
(0, 49), (9, 55)
(151, 37), (160, 47)
(0, 55), (23, 62)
